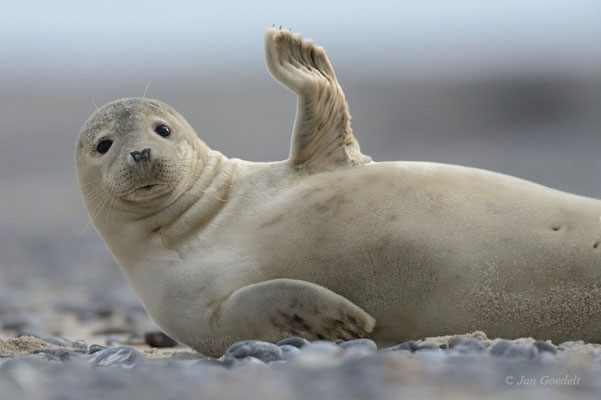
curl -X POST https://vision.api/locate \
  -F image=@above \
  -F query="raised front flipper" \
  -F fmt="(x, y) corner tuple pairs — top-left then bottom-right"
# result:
(209, 278), (376, 342)
(265, 27), (372, 173)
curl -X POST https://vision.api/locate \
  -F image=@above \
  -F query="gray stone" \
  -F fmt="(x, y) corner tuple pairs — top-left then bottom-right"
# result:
(42, 336), (73, 347)
(534, 340), (557, 354)
(87, 346), (144, 367)
(380, 340), (418, 352)
(33, 348), (80, 361)
(502, 344), (539, 359)
(301, 341), (343, 355)
(71, 339), (88, 350)
(15, 328), (44, 338)
(225, 340), (283, 363)
(338, 339), (377, 352)
(279, 344), (301, 361)
(90, 302), (114, 318)
(558, 340), (584, 350)
(88, 344), (107, 354)
(276, 336), (310, 348)
(490, 340), (512, 356)
(144, 331), (178, 348)
(414, 344), (440, 351)
(453, 338), (485, 353)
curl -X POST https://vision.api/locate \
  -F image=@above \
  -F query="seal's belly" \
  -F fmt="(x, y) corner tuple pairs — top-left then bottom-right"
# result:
(247, 162), (601, 343)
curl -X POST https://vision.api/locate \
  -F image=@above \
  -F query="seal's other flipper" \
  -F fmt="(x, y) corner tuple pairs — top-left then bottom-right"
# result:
(265, 27), (372, 173)
(212, 278), (376, 342)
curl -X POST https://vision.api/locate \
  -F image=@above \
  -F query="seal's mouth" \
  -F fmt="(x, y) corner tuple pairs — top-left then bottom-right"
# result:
(122, 183), (171, 201)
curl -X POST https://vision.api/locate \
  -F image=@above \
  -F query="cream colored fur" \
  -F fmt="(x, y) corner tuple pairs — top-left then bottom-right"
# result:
(76, 28), (601, 355)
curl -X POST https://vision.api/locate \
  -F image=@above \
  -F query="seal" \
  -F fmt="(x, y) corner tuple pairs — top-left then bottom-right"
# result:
(76, 27), (601, 355)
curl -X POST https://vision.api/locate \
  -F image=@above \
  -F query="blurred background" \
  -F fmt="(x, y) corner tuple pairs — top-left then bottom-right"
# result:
(0, 0), (600, 332)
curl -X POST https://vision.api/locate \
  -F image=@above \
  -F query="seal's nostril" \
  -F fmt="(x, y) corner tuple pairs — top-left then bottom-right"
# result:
(130, 148), (151, 164)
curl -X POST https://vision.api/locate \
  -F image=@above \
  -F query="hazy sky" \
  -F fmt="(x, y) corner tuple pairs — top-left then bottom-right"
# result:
(2, 0), (600, 81)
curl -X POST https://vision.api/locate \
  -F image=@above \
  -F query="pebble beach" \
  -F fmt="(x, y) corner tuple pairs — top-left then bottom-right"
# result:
(2, 285), (601, 400)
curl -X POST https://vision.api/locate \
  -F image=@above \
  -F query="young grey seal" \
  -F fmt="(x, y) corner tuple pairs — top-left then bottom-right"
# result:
(76, 27), (601, 354)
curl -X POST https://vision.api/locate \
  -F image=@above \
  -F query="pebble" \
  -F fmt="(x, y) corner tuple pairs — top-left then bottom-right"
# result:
(558, 340), (584, 351)
(0, 329), (599, 398)
(380, 340), (418, 352)
(225, 341), (283, 363)
(490, 340), (512, 356)
(276, 336), (310, 348)
(502, 344), (539, 359)
(15, 328), (44, 338)
(413, 344), (439, 352)
(87, 346), (143, 367)
(88, 344), (107, 354)
(279, 344), (301, 361)
(452, 338), (485, 353)
(41, 336), (73, 348)
(144, 331), (178, 348)
(89, 302), (114, 318)
(300, 341), (343, 357)
(339, 339), (377, 352)
(33, 348), (80, 361)
(533, 340), (557, 355)
(71, 339), (88, 351)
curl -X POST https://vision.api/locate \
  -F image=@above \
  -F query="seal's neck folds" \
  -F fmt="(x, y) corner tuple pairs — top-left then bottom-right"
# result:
(144, 150), (235, 238)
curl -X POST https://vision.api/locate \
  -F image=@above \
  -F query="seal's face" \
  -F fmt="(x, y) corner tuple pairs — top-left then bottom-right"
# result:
(76, 98), (206, 215)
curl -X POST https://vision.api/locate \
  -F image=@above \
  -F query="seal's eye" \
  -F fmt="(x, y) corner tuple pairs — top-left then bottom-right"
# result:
(96, 139), (113, 154)
(154, 124), (171, 138)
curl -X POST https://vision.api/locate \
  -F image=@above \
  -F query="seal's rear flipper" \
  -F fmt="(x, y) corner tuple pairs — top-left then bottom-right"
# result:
(265, 27), (372, 173)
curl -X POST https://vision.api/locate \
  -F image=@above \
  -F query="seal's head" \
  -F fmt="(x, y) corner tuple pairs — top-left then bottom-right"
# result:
(76, 98), (209, 217)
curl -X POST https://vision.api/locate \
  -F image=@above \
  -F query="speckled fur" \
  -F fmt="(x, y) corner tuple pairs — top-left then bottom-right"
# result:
(77, 28), (601, 356)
